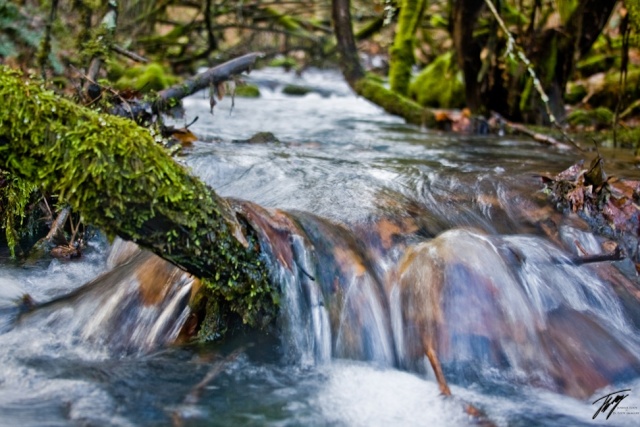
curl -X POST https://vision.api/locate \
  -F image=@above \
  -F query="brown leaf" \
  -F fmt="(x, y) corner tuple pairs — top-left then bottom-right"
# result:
(216, 82), (225, 100)
(585, 155), (607, 187)
(171, 128), (198, 146)
(609, 178), (640, 200)
(556, 160), (585, 181)
(566, 186), (584, 212)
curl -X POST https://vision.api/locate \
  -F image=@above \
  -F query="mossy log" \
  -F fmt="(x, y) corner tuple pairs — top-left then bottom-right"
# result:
(0, 66), (275, 329)
(355, 77), (436, 127)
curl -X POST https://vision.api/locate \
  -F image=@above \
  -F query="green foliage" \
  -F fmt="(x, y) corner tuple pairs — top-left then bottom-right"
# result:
(409, 52), (465, 109)
(0, 171), (37, 257)
(0, 66), (275, 331)
(628, 0), (640, 31)
(115, 62), (178, 92)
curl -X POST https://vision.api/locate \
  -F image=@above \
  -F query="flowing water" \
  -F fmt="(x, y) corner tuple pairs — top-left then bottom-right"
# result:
(1, 67), (640, 426)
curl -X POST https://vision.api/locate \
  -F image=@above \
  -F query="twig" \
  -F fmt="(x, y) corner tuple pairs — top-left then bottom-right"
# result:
(70, 65), (135, 119)
(68, 213), (81, 247)
(44, 206), (70, 242)
(111, 45), (150, 63)
(492, 112), (570, 148)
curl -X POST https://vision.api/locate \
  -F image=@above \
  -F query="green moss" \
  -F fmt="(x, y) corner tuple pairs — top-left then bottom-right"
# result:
(234, 84), (261, 98)
(282, 84), (312, 96)
(115, 63), (178, 92)
(408, 52), (465, 109)
(80, 25), (114, 62)
(0, 66), (275, 333)
(356, 77), (436, 127)
(0, 172), (37, 257)
(105, 58), (126, 82)
(567, 107), (614, 128)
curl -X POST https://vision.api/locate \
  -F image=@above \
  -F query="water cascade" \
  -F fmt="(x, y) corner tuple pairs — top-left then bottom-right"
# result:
(17, 238), (198, 354)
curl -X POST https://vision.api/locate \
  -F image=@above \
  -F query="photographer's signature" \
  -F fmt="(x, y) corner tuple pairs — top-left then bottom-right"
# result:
(592, 389), (631, 420)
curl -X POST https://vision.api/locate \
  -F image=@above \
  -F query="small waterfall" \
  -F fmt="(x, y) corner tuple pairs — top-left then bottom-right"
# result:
(239, 197), (640, 399)
(18, 238), (197, 354)
(237, 201), (397, 366)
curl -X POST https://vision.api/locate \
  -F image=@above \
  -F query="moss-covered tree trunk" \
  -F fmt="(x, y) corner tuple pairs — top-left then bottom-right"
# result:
(331, 0), (436, 128)
(388, 0), (428, 96)
(523, 0), (616, 123)
(0, 67), (275, 328)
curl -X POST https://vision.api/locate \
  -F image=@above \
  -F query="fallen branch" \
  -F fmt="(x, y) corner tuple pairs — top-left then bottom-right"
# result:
(491, 112), (572, 149)
(110, 52), (263, 119)
(154, 52), (263, 112)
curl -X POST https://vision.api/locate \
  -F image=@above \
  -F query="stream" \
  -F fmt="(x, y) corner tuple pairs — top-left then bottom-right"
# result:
(1, 67), (640, 426)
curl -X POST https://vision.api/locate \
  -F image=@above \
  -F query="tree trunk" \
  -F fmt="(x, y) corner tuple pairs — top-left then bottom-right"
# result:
(451, 0), (485, 113)
(331, 0), (436, 127)
(0, 66), (275, 329)
(388, 0), (428, 96)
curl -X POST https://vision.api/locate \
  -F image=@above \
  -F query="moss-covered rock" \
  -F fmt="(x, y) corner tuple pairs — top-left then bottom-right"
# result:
(115, 62), (178, 92)
(409, 52), (465, 109)
(282, 84), (312, 96)
(234, 84), (261, 98)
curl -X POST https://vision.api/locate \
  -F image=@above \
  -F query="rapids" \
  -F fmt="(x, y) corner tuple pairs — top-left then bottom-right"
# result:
(1, 67), (640, 426)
